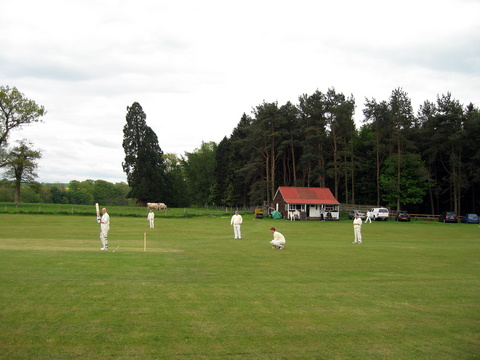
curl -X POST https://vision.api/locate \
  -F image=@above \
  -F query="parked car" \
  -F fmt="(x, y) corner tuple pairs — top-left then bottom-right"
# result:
(396, 211), (411, 222)
(348, 210), (366, 220)
(460, 213), (479, 224)
(369, 207), (389, 221)
(438, 212), (458, 223)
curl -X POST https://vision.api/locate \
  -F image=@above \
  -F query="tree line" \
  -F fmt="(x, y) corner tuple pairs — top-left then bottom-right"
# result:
(211, 88), (479, 214)
(121, 88), (479, 215)
(2, 85), (479, 214)
(0, 179), (132, 206)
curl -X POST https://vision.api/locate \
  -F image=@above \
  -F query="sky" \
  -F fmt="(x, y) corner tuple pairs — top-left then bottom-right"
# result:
(1, 0), (479, 184)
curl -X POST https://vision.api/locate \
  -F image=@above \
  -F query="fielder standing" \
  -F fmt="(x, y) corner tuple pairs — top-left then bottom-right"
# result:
(353, 213), (363, 244)
(365, 210), (372, 223)
(147, 209), (155, 229)
(99, 207), (110, 250)
(230, 211), (243, 239)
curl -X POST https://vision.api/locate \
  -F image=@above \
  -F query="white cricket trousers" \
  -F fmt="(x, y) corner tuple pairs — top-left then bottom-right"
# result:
(233, 224), (241, 239)
(270, 240), (285, 247)
(100, 226), (109, 248)
(354, 227), (362, 243)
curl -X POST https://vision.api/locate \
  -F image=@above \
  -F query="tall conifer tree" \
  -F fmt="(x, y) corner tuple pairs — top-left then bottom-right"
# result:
(122, 102), (170, 205)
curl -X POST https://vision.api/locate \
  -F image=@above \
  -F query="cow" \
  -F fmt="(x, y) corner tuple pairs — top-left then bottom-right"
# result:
(147, 202), (158, 210)
(147, 202), (168, 210)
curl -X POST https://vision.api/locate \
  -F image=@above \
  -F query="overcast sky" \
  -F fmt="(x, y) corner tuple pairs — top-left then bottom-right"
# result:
(1, 0), (479, 184)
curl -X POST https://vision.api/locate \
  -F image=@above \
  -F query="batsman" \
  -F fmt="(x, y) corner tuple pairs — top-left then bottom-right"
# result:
(96, 204), (110, 251)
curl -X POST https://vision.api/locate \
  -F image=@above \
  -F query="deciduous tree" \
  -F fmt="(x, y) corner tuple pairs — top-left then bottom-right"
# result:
(380, 153), (430, 209)
(183, 141), (217, 206)
(0, 86), (46, 149)
(1, 139), (41, 204)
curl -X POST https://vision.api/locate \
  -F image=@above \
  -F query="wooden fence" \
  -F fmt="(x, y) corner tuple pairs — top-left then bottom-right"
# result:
(405, 214), (439, 221)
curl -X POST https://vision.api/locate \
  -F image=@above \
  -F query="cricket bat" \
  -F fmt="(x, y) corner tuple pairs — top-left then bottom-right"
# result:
(95, 203), (100, 222)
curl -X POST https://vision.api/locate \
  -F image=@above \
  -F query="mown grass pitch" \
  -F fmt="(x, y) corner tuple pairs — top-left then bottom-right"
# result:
(0, 214), (479, 359)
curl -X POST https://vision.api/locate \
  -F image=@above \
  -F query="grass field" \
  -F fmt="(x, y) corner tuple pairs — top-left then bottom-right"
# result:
(0, 214), (479, 359)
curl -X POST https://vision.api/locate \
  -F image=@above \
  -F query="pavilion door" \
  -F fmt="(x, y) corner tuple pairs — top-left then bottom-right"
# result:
(309, 205), (321, 217)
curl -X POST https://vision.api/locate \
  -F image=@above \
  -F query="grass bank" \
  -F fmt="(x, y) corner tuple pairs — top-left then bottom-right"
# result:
(0, 202), (243, 218)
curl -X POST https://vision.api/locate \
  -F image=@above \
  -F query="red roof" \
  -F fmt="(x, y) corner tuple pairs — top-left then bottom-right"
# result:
(276, 186), (340, 205)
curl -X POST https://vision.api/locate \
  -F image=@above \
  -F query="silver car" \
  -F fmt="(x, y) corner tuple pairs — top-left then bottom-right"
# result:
(348, 210), (366, 220)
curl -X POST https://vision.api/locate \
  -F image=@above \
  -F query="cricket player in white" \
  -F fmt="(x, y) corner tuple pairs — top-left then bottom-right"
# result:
(269, 227), (286, 250)
(353, 213), (362, 244)
(230, 211), (243, 239)
(99, 208), (110, 250)
(147, 209), (155, 229)
(365, 211), (372, 223)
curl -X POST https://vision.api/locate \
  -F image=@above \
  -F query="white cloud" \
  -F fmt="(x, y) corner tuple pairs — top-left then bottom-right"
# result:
(1, 0), (479, 183)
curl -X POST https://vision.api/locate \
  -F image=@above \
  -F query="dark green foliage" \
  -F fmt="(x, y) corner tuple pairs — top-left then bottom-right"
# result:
(417, 93), (470, 213)
(213, 88), (479, 214)
(163, 153), (189, 207)
(214, 136), (236, 206)
(380, 153), (430, 207)
(1, 140), (41, 204)
(229, 113), (256, 206)
(352, 125), (378, 204)
(0, 180), (132, 206)
(183, 141), (217, 206)
(122, 102), (170, 205)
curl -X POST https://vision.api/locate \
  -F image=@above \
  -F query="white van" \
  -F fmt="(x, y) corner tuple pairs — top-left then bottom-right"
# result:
(369, 207), (390, 221)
